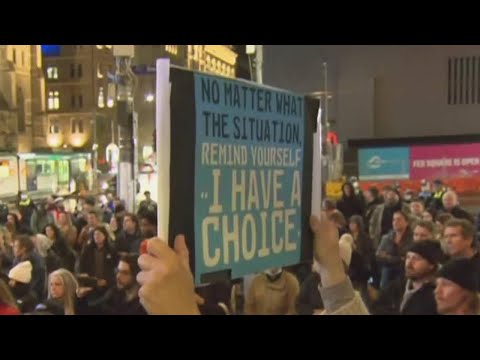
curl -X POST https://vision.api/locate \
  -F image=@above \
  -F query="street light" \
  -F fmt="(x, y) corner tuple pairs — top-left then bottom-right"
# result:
(145, 93), (154, 103)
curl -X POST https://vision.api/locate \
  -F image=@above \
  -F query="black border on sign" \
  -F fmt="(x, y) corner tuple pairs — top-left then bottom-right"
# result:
(300, 96), (318, 263)
(168, 67), (197, 275)
(168, 67), (316, 283)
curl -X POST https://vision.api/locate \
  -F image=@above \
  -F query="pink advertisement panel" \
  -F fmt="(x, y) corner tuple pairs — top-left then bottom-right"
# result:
(410, 143), (480, 179)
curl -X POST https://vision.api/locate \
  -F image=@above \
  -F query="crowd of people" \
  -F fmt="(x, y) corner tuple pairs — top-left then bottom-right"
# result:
(0, 190), (159, 315)
(133, 178), (480, 315)
(2, 177), (480, 315)
(131, 179), (480, 315)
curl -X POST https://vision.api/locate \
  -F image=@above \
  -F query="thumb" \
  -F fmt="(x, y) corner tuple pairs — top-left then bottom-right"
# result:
(310, 214), (321, 234)
(174, 234), (190, 271)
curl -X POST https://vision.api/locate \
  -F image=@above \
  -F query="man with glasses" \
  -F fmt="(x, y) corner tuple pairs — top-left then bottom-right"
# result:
(80, 253), (146, 315)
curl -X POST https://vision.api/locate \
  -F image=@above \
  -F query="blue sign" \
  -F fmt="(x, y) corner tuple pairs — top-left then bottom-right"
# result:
(358, 147), (410, 180)
(41, 45), (61, 57)
(193, 74), (305, 284)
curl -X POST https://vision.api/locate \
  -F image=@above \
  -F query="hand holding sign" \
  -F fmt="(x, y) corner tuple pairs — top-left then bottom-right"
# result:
(310, 212), (346, 288)
(137, 236), (199, 315)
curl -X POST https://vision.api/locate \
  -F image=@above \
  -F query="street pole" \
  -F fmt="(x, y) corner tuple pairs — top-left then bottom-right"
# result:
(255, 45), (263, 84)
(323, 62), (328, 133)
(92, 108), (98, 193)
(112, 45), (136, 212)
(243, 44), (264, 301)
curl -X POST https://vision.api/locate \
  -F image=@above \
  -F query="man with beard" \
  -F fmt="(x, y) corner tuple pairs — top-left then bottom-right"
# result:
(370, 187), (410, 249)
(77, 254), (146, 315)
(376, 211), (414, 289)
(372, 240), (442, 315)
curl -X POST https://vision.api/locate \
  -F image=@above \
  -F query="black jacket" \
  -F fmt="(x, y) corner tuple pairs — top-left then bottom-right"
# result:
(372, 277), (438, 315)
(78, 287), (146, 315)
(51, 240), (77, 273)
(349, 250), (372, 285)
(365, 198), (382, 231)
(400, 282), (438, 315)
(79, 242), (118, 288)
(296, 272), (323, 315)
(337, 196), (364, 221)
(116, 230), (143, 254)
(440, 206), (475, 224)
(468, 252), (480, 289)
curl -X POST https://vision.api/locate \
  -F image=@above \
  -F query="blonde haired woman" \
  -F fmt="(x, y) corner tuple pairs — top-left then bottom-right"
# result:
(46, 268), (78, 315)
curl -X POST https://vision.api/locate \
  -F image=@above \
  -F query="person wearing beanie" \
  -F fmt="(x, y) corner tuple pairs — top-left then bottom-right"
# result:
(8, 260), (38, 313)
(12, 235), (47, 300)
(372, 240), (443, 315)
(8, 260), (32, 285)
(435, 258), (480, 315)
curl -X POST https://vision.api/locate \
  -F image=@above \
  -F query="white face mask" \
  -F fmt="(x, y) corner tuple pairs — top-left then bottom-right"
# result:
(264, 268), (282, 276)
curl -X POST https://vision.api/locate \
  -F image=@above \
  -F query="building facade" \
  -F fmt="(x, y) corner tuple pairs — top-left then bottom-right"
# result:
(0, 45), (46, 153)
(132, 45), (238, 165)
(263, 45), (480, 143)
(42, 45), (116, 166)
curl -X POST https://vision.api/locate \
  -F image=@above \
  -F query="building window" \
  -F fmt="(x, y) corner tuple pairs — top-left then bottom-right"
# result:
(21, 52), (25, 66)
(71, 95), (76, 108)
(98, 87), (105, 108)
(49, 119), (60, 134)
(77, 64), (83, 78)
(48, 91), (60, 110)
(70, 64), (75, 78)
(12, 49), (16, 64)
(71, 119), (84, 134)
(78, 95), (83, 108)
(166, 45), (178, 55)
(448, 56), (480, 105)
(47, 66), (58, 79)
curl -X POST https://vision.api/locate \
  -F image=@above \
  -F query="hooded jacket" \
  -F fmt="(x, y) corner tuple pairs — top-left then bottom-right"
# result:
(244, 271), (299, 315)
